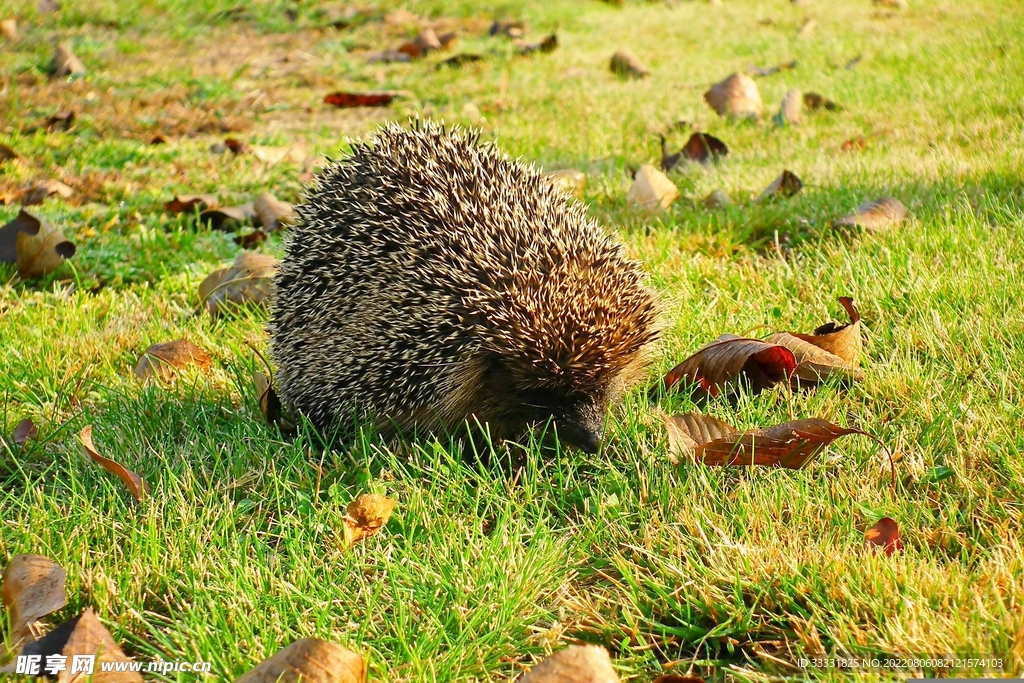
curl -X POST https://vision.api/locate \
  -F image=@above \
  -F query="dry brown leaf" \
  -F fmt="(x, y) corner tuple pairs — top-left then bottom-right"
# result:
(253, 371), (295, 433)
(1, 554), (67, 650)
(323, 92), (397, 108)
(342, 494), (396, 549)
(520, 645), (620, 683)
(253, 192), (297, 231)
(199, 203), (256, 231)
(235, 638), (366, 683)
(833, 197), (908, 232)
(840, 135), (867, 152)
(78, 426), (148, 501)
(437, 31), (458, 50)
(865, 517), (903, 555)
(626, 165), (678, 211)
(662, 334), (796, 397)
(792, 296), (862, 364)
(0, 210), (76, 279)
(0, 19), (16, 41)
(165, 194), (218, 213)
(544, 169), (586, 198)
(609, 49), (649, 78)
(16, 609), (143, 683)
(765, 332), (864, 384)
(703, 189), (732, 209)
(12, 418), (38, 445)
(517, 33), (557, 55)
(399, 27), (442, 59)
(704, 73), (763, 119)
(198, 251), (278, 316)
(45, 111), (75, 132)
(134, 339), (212, 382)
(53, 42), (86, 78)
(16, 179), (74, 206)
(757, 169), (803, 201)
(681, 132), (729, 164)
(0, 144), (18, 162)
(234, 229), (268, 248)
(803, 92), (840, 111)
(665, 415), (867, 469)
(489, 20), (527, 38)
(777, 88), (802, 125)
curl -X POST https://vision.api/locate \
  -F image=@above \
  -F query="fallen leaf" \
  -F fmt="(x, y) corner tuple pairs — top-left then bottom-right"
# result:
(776, 88), (802, 126)
(1, 554), (67, 651)
(0, 144), (18, 162)
(663, 334), (796, 397)
(224, 137), (250, 154)
(757, 169), (803, 201)
(653, 676), (706, 683)
(803, 92), (840, 111)
(342, 494), (396, 549)
(0, 19), (16, 40)
(235, 638), (365, 683)
(324, 91), (396, 108)
(797, 18), (816, 37)
(627, 164), (679, 211)
(78, 425), (148, 501)
(703, 189), (732, 209)
(398, 27), (442, 59)
(198, 251), (278, 316)
(234, 229), (268, 248)
(165, 194), (218, 213)
(865, 517), (902, 555)
(14, 179), (74, 206)
(610, 49), (649, 78)
(437, 31), (457, 50)
(517, 33), (558, 55)
(437, 53), (485, 68)
(45, 110), (75, 132)
(765, 332), (864, 384)
(544, 169), (586, 198)
(18, 609), (142, 683)
(134, 339), (212, 382)
(253, 192), (297, 231)
(792, 296), (862, 364)
(665, 414), (868, 468)
(704, 73), (763, 119)
(0, 210), (76, 279)
(833, 197), (908, 232)
(489, 19), (527, 38)
(840, 135), (867, 152)
(199, 203), (256, 231)
(12, 418), (37, 445)
(681, 132), (728, 164)
(520, 645), (620, 683)
(52, 42), (85, 78)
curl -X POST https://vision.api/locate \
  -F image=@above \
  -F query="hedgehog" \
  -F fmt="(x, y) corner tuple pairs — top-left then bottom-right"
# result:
(269, 122), (660, 453)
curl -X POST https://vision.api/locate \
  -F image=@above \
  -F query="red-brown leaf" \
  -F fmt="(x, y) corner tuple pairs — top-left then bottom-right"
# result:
(865, 517), (903, 555)
(324, 92), (396, 108)
(663, 334), (796, 397)
(78, 426), (148, 501)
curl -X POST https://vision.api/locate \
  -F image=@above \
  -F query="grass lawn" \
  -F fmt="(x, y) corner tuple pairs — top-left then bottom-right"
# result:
(2, 0), (1024, 680)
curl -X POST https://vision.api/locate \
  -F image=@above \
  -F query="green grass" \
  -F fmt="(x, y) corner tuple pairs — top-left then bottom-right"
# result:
(2, 0), (1024, 680)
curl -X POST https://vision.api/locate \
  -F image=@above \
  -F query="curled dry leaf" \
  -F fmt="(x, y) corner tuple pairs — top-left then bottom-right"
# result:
(793, 296), (863, 364)
(609, 49), (649, 78)
(224, 137), (250, 154)
(253, 192), (297, 231)
(803, 92), (840, 111)
(1, 554), (67, 650)
(198, 251), (278, 316)
(0, 210), (76, 279)
(0, 19), (16, 41)
(777, 88), (802, 126)
(865, 517), (903, 555)
(13, 418), (38, 445)
(53, 42), (86, 78)
(235, 229), (268, 248)
(704, 73), (763, 119)
(165, 194), (218, 213)
(235, 638), (366, 683)
(9, 179), (74, 206)
(324, 91), (396, 108)
(627, 165), (679, 211)
(662, 334), (796, 397)
(544, 169), (586, 198)
(517, 33), (558, 55)
(45, 110), (75, 132)
(833, 197), (908, 232)
(342, 494), (396, 549)
(757, 169), (803, 201)
(78, 426), (148, 501)
(134, 339), (213, 382)
(703, 189), (732, 209)
(520, 645), (620, 683)
(664, 414), (868, 469)
(399, 27), (442, 59)
(19, 609), (142, 683)
(199, 203), (256, 231)
(765, 332), (863, 384)
(254, 371), (294, 433)
(681, 132), (728, 164)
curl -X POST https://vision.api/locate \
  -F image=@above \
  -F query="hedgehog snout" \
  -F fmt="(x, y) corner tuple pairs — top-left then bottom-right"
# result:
(553, 400), (606, 454)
